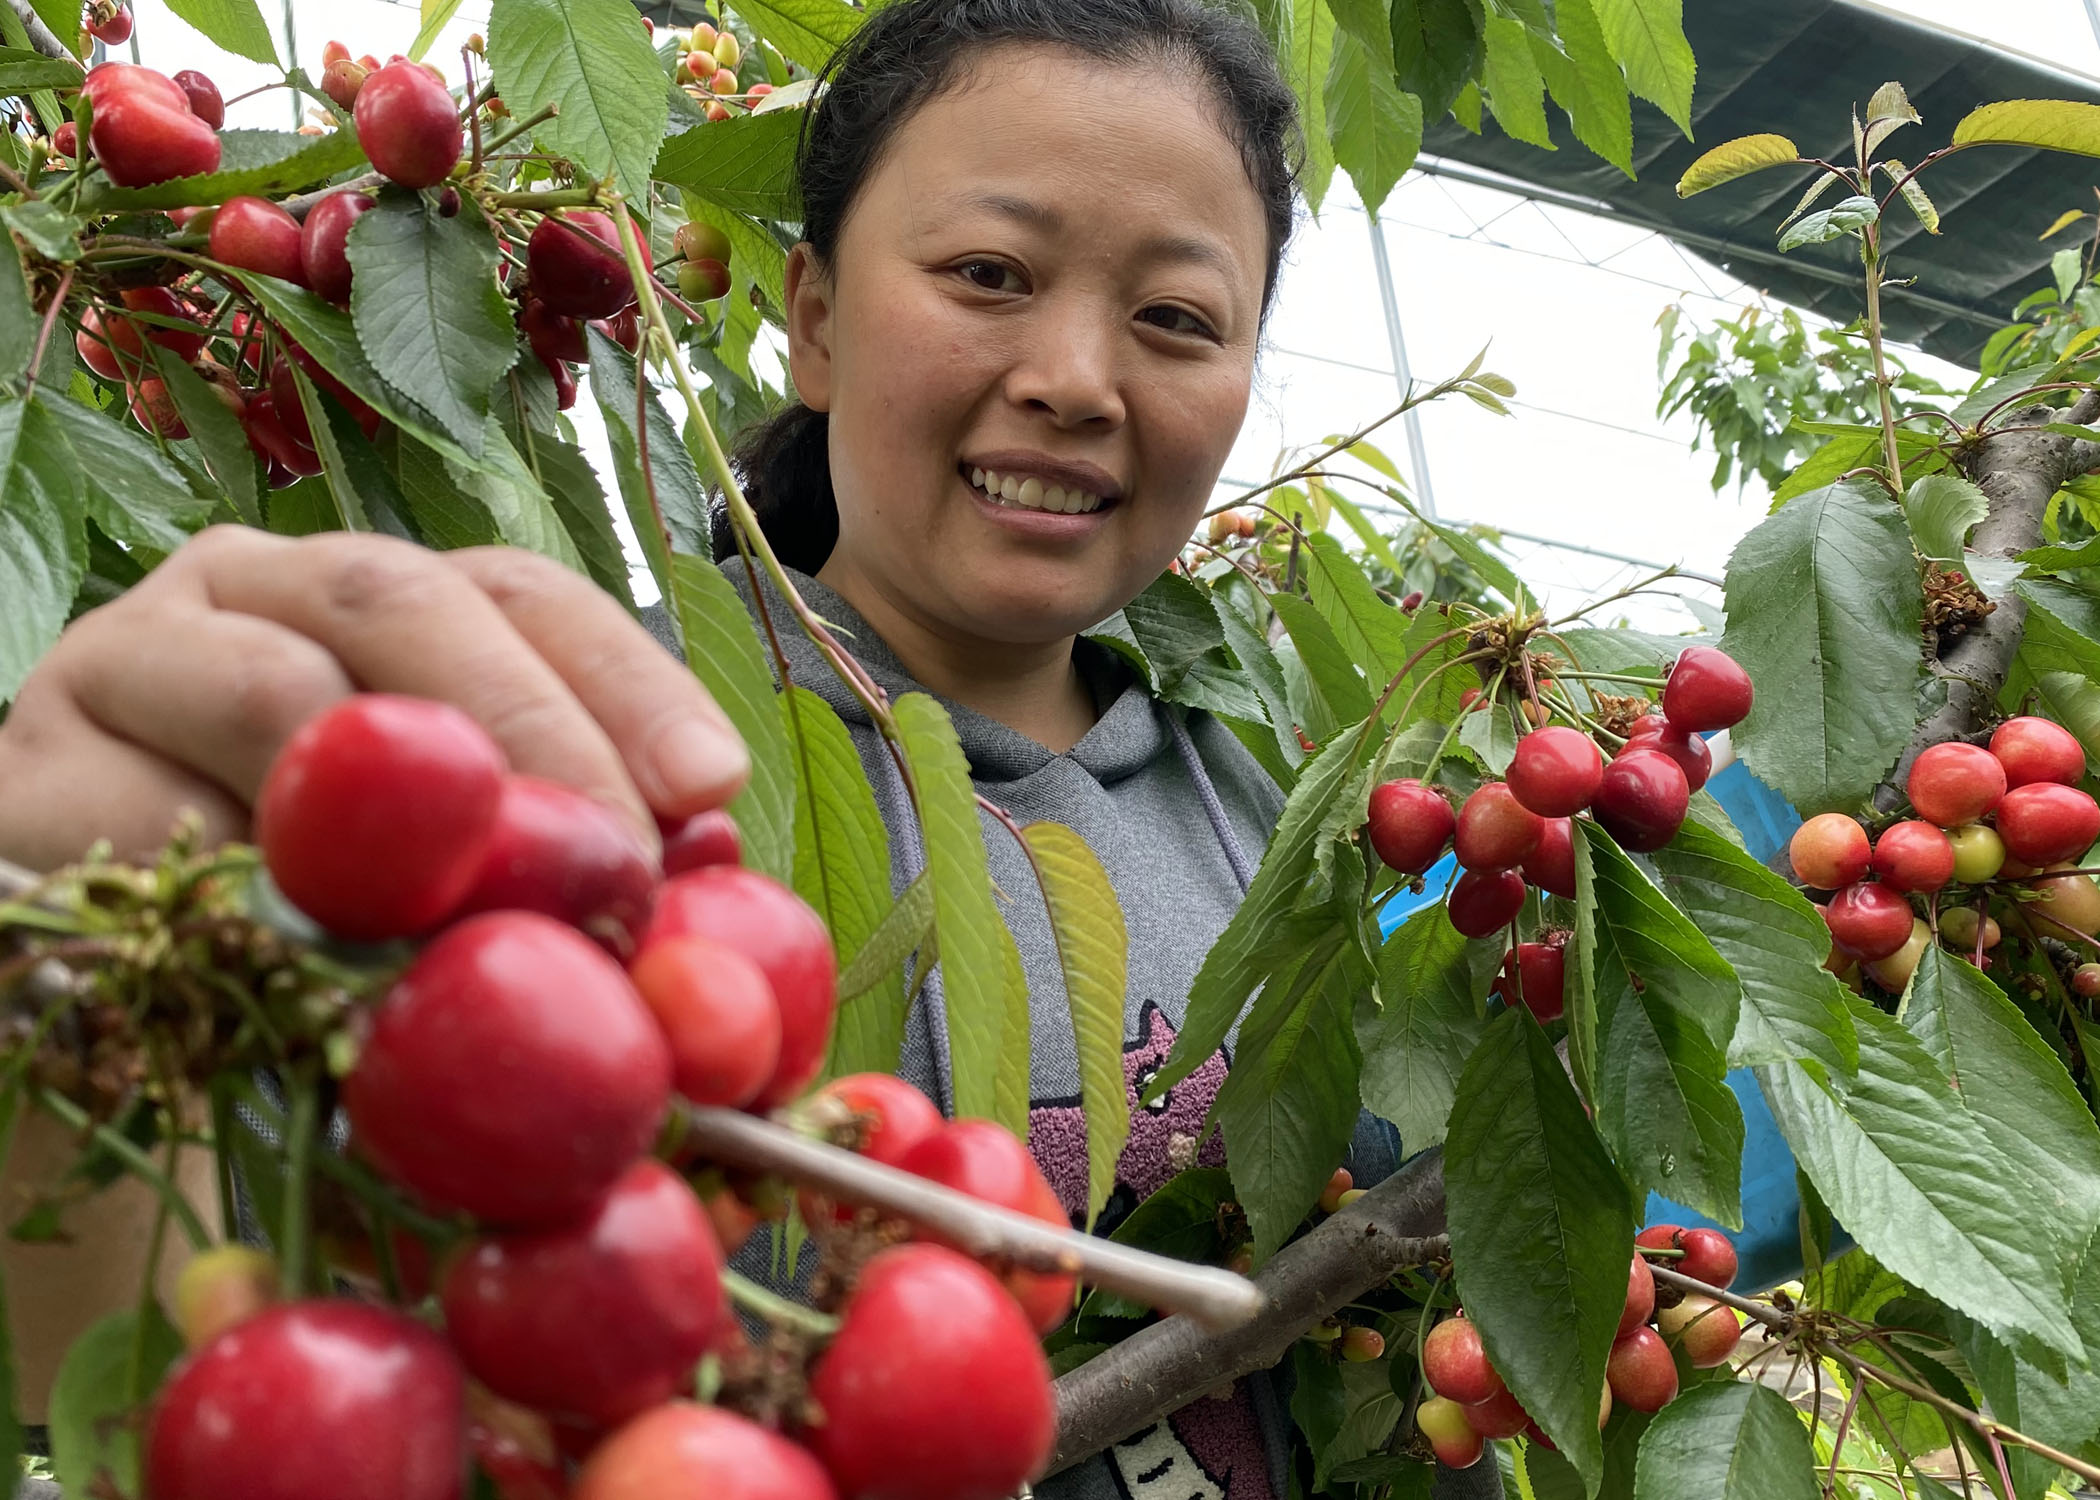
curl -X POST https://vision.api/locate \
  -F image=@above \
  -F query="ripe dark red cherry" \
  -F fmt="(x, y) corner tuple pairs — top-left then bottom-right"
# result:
(1823, 882), (1915, 962)
(453, 775), (659, 947)
(1365, 778), (1455, 875)
(145, 1301), (465, 1500)
(1606, 1326), (1679, 1412)
(1506, 726), (1603, 817)
(899, 1120), (1075, 1333)
(574, 1402), (839, 1500)
(1522, 816), (1576, 898)
(83, 63), (220, 186)
(1501, 940), (1565, 1022)
(1446, 868), (1526, 939)
(1995, 784), (2100, 867)
(660, 808), (742, 874)
(1455, 782), (1545, 869)
(797, 1072), (945, 1226)
(522, 298), (589, 366)
(441, 1159), (725, 1427)
(1789, 812), (1870, 890)
(345, 911), (671, 1225)
(256, 694), (505, 938)
(1907, 742), (2007, 828)
(805, 1244), (1055, 1500)
(172, 68), (224, 127)
(1422, 1316), (1504, 1405)
(241, 390), (321, 476)
(1870, 819), (1955, 894)
(1675, 1227), (1739, 1288)
(629, 936), (782, 1108)
(353, 60), (464, 188)
(210, 194), (309, 286)
(1662, 646), (1753, 731)
(88, 3), (133, 42)
(1989, 715), (2085, 788)
(1641, 722), (1712, 793)
(301, 189), (377, 305)
(529, 210), (637, 319)
(1592, 748), (1690, 852)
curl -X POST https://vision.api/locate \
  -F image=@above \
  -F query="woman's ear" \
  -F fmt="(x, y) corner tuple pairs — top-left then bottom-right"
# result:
(783, 242), (834, 414)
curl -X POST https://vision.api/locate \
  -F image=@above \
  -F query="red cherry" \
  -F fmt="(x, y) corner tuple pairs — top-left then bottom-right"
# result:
(805, 1244), (1055, 1500)
(521, 298), (589, 366)
(1365, 778), (1454, 875)
(301, 189), (377, 305)
(88, 3), (133, 43)
(129, 376), (187, 437)
(1606, 1326), (1679, 1412)
(1635, 1222), (1682, 1254)
(82, 63), (220, 186)
(644, 868), (838, 1110)
(77, 309), (146, 381)
(92, 287), (207, 367)
(1659, 1296), (1741, 1367)
(1619, 1252), (1656, 1338)
(1502, 940), (1565, 1022)
(550, 358), (578, 410)
(1640, 722), (1712, 793)
(1675, 1227), (1739, 1289)
(659, 808), (742, 874)
(1662, 646), (1753, 731)
(322, 57), (370, 110)
(575, 1402), (839, 1500)
(1416, 1396), (1485, 1470)
(1422, 1316), (1504, 1405)
(1447, 867), (1525, 938)
(241, 390), (322, 476)
(1870, 819), (1955, 894)
(899, 1120), (1074, 1333)
(1592, 747), (1690, 852)
(797, 1072), (944, 1225)
(629, 936), (782, 1108)
(1789, 812), (1870, 890)
(1823, 882), (1915, 962)
(1995, 784), (2100, 867)
(441, 1158), (724, 1426)
(453, 775), (658, 948)
(1455, 782), (1545, 870)
(1907, 742), (2007, 828)
(283, 340), (383, 438)
(145, 1301), (464, 1500)
(353, 60), (463, 188)
(210, 195), (309, 286)
(529, 210), (637, 319)
(1459, 1387), (1530, 1440)
(1989, 716), (2085, 788)
(51, 120), (77, 157)
(345, 911), (671, 1225)
(1507, 726), (1604, 818)
(172, 69), (224, 128)
(594, 304), (642, 352)
(1521, 816), (1576, 899)
(256, 694), (504, 937)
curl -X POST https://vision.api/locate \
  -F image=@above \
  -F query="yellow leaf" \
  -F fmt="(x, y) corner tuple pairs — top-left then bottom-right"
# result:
(1676, 133), (1802, 198)
(1952, 99), (2100, 157)
(2041, 208), (2088, 240)
(1865, 81), (1919, 128)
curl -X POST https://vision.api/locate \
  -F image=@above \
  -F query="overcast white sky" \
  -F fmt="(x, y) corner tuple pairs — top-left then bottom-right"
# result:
(114, 0), (2100, 631)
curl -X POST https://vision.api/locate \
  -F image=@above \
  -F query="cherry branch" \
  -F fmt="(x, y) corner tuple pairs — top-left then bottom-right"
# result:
(4, 0), (70, 60)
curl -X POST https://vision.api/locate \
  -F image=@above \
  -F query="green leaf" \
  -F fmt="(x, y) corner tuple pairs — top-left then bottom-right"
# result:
(1389, 0), (1482, 124)
(0, 201), (81, 263)
(151, 347), (260, 525)
(48, 1303), (185, 1500)
(49, 397), (214, 553)
(1445, 1008), (1635, 1487)
(1022, 822), (1129, 1228)
(1646, 820), (1856, 1074)
(409, 0), (468, 61)
(837, 870), (931, 1004)
(528, 429), (635, 607)
(1303, 533), (1410, 698)
(1758, 1002), (2082, 1364)
(896, 692), (1019, 1124)
(1591, 0), (1693, 135)
(1951, 99), (2100, 157)
(0, 229), (32, 392)
(586, 328), (712, 601)
(1776, 193), (1879, 252)
(1325, 30), (1421, 214)
(1534, 0), (1633, 175)
(1904, 948), (2100, 1294)
(1904, 472), (1989, 564)
(0, 54), (81, 93)
(395, 432), (499, 546)
(163, 0), (277, 64)
(1212, 590), (1304, 775)
(84, 129), (365, 211)
(1095, 573), (1267, 725)
(1946, 1253), (2100, 1484)
(1078, 1168), (1233, 1322)
(1581, 822), (1745, 1225)
(1456, 705), (1515, 773)
(488, 0), (669, 195)
(1214, 922), (1367, 1260)
(1723, 479), (1923, 814)
(1355, 902), (1489, 1151)
(653, 110), (803, 219)
(667, 553), (795, 885)
(347, 191), (519, 455)
(1875, 158), (1940, 234)
(0, 396), (85, 702)
(2027, 670), (2100, 776)
(1479, 13), (1551, 148)
(441, 417), (581, 565)
(731, 0), (861, 71)
(1271, 592), (1373, 737)
(1675, 133), (1800, 197)
(1286, 0), (1337, 210)
(1632, 1382), (1819, 1500)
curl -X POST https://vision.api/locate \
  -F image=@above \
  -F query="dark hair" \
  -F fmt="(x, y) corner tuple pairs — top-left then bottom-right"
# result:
(711, 0), (1301, 572)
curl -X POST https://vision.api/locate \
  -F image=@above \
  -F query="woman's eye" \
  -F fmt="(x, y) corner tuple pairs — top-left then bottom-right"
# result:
(958, 260), (1021, 293)
(1139, 304), (1217, 339)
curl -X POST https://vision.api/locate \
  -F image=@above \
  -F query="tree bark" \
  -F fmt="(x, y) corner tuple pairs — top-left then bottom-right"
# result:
(5, 0), (69, 61)
(1050, 1150), (1447, 1472)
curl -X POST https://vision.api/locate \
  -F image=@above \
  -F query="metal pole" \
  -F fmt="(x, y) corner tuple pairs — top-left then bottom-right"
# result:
(2084, 0), (2100, 53)
(284, 0), (299, 129)
(1366, 213), (1439, 519)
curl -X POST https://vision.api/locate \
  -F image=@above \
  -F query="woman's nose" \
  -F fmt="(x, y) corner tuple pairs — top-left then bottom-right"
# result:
(1001, 298), (1127, 429)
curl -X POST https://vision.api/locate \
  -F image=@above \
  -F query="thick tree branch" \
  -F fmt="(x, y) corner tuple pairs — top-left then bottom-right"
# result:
(1874, 388), (2100, 812)
(5, 0), (69, 61)
(1049, 1150), (1447, 1473)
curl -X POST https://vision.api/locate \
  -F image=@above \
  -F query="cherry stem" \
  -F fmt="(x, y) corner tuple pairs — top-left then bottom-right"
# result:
(1988, 865), (2100, 884)
(721, 1267), (840, 1338)
(32, 1087), (211, 1252)
(1644, 1263), (1789, 1330)
(23, 266), (71, 396)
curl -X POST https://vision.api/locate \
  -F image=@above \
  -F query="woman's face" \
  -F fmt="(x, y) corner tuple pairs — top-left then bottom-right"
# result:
(785, 44), (1272, 647)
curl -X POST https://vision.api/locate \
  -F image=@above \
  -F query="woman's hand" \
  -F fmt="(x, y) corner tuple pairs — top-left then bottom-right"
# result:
(0, 526), (749, 872)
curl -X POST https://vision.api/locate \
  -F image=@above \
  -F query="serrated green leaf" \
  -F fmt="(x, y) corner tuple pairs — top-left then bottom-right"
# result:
(61, 405), (216, 552)
(1480, 12), (1551, 149)
(0, 230), (32, 392)
(163, 0), (277, 64)
(1632, 1382), (1818, 1500)
(1446, 1008), (1634, 1487)
(586, 327), (712, 601)
(1212, 590), (1303, 774)
(667, 553), (795, 885)
(654, 110), (802, 219)
(442, 417), (580, 565)
(1723, 479), (1923, 814)
(1759, 1001), (2082, 1364)
(1325, 30), (1421, 215)
(527, 428), (635, 606)
(732, 0), (861, 71)
(1777, 193), (1879, 252)
(1456, 705), (1515, 772)
(2026, 670), (2100, 777)
(992, 899), (1031, 1141)
(394, 431), (499, 546)
(48, 1303), (184, 1500)
(1904, 472), (1988, 563)
(1945, 1254), (2100, 1485)
(409, 0), (468, 61)
(1021, 822), (1129, 1228)
(1390, 0), (1482, 124)
(1286, 0), (1337, 210)
(1271, 592), (1373, 739)
(0, 396), (85, 702)
(1535, 0), (1633, 175)
(347, 191), (518, 454)
(300, 385), (413, 538)
(1591, 0), (1692, 136)
(149, 346), (259, 525)
(1302, 531), (1411, 706)
(837, 870), (931, 1006)
(85, 129), (365, 212)
(1355, 902), (1489, 1151)
(1675, 133), (1799, 197)
(1951, 98), (2100, 157)
(0, 54), (80, 94)
(895, 692), (1016, 1124)
(488, 0), (668, 194)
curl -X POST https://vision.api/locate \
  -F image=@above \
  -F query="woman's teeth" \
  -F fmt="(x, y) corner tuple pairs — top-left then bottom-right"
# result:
(970, 467), (1105, 515)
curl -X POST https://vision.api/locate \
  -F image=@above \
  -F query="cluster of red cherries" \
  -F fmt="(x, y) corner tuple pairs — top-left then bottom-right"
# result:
(1791, 716), (2100, 993)
(1414, 1225), (1744, 1467)
(140, 693), (1065, 1500)
(1362, 647), (1755, 1014)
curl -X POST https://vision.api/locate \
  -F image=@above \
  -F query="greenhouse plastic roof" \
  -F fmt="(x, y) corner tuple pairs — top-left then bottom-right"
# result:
(1419, 0), (2100, 366)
